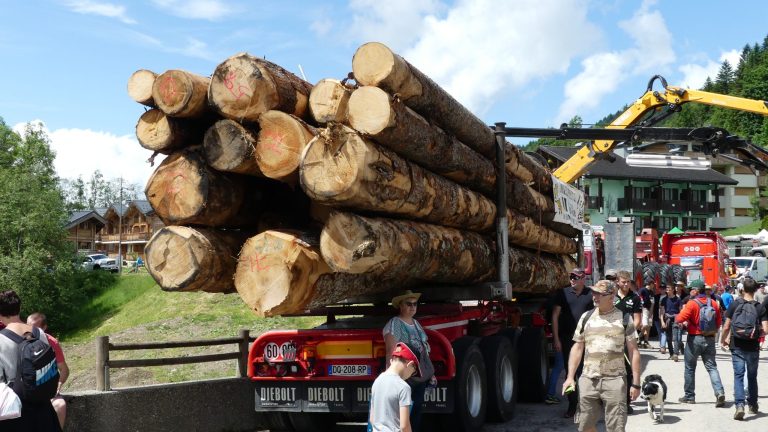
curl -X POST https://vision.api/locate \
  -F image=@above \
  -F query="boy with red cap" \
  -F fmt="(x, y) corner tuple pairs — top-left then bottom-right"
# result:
(369, 342), (420, 432)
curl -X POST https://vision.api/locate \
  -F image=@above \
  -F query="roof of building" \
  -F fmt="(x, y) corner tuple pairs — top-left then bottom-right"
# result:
(94, 207), (109, 217)
(132, 200), (154, 215)
(539, 145), (739, 185)
(66, 210), (107, 229)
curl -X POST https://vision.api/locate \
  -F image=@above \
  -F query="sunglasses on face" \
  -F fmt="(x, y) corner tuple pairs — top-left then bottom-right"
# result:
(570, 275), (584, 281)
(591, 291), (613, 297)
(403, 301), (418, 307)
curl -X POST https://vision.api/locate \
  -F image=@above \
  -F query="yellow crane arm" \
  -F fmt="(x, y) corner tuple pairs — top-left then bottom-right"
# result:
(553, 75), (768, 183)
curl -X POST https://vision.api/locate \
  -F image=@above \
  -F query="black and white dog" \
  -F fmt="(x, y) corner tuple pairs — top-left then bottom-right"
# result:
(640, 374), (667, 423)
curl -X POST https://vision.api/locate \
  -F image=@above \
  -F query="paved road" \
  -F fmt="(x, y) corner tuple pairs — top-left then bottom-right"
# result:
(488, 342), (768, 432)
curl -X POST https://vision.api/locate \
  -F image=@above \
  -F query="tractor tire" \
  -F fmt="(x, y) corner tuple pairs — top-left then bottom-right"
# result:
(642, 262), (659, 286)
(479, 334), (518, 422)
(658, 263), (671, 286)
(443, 337), (487, 432)
(671, 264), (686, 284)
(516, 327), (548, 403)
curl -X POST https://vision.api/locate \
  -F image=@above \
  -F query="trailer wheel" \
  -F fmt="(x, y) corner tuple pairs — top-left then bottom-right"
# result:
(288, 413), (336, 432)
(265, 412), (294, 432)
(444, 337), (487, 432)
(516, 327), (548, 402)
(479, 334), (517, 422)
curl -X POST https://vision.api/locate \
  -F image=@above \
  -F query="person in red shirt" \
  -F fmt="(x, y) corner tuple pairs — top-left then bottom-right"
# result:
(675, 280), (725, 406)
(27, 312), (69, 430)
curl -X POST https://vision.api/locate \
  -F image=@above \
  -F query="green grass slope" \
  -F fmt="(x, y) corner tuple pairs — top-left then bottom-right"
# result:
(59, 274), (322, 391)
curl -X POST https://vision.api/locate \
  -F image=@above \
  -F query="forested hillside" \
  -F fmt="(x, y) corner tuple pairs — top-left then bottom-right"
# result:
(525, 34), (768, 151)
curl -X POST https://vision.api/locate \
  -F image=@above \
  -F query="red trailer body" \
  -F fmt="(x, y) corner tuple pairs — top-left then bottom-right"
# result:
(661, 231), (730, 289)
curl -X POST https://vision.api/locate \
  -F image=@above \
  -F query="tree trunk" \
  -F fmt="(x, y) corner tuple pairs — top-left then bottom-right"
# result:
(127, 69), (157, 107)
(152, 69), (211, 118)
(136, 108), (206, 154)
(145, 148), (255, 227)
(348, 86), (496, 194)
(507, 177), (580, 238)
(309, 78), (353, 125)
(507, 249), (570, 295)
(255, 110), (317, 183)
(203, 119), (263, 175)
(235, 230), (410, 316)
(320, 211), (496, 283)
(300, 124), (496, 232)
(208, 53), (313, 123)
(506, 209), (577, 254)
(352, 42), (552, 193)
(145, 226), (248, 293)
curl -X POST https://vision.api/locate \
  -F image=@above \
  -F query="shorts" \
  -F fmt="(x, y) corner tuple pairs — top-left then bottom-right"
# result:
(576, 375), (627, 432)
(641, 308), (651, 328)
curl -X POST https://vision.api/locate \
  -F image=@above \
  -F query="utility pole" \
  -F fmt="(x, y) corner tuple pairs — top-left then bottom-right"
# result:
(117, 177), (123, 273)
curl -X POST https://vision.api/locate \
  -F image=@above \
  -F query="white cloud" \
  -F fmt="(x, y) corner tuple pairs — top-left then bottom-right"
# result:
(64, 0), (136, 24)
(125, 30), (216, 61)
(310, 17), (333, 37)
(344, 0), (607, 116)
(347, 0), (445, 52)
(678, 49), (741, 89)
(13, 120), (164, 187)
(555, 0), (675, 123)
(150, 0), (234, 21)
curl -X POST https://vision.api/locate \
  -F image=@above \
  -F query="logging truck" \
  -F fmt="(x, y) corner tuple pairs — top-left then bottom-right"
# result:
(241, 68), (768, 432)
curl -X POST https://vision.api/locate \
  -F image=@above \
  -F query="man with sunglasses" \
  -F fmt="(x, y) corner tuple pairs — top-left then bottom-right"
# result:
(552, 268), (594, 418)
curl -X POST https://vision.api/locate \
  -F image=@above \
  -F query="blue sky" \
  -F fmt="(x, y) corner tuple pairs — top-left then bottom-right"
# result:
(1, 0), (767, 186)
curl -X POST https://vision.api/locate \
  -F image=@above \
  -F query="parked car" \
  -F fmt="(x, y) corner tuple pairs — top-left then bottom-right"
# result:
(81, 254), (119, 273)
(732, 256), (768, 282)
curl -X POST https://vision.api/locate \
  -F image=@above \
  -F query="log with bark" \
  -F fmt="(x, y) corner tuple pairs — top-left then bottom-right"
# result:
(145, 225), (249, 293)
(152, 70), (211, 118)
(235, 230), (410, 316)
(352, 42), (552, 194)
(144, 148), (259, 227)
(309, 78), (354, 125)
(208, 53), (313, 123)
(136, 108), (208, 154)
(507, 248), (570, 294)
(348, 85), (495, 194)
(127, 69), (157, 107)
(320, 211), (496, 283)
(300, 124), (496, 232)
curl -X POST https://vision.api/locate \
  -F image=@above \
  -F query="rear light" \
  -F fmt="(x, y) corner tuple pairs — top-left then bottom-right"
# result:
(531, 312), (547, 327)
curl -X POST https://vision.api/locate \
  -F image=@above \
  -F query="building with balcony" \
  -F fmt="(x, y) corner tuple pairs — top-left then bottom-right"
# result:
(538, 145), (738, 235)
(96, 200), (164, 260)
(66, 210), (107, 253)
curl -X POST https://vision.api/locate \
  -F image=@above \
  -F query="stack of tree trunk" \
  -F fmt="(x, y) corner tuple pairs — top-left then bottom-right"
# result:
(129, 43), (579, 317)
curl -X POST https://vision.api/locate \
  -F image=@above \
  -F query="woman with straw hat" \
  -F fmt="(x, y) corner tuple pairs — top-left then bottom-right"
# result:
(382, 290), (435, 431)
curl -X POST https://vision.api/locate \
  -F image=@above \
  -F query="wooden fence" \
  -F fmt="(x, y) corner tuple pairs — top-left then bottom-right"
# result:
(95, 329), (253, 391)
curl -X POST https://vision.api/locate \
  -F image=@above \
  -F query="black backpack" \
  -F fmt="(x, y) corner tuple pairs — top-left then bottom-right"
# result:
(1, 327), (59, 402)
(731, 299), (762, 341)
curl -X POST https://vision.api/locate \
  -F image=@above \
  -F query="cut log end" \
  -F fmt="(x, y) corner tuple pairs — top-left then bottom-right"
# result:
(127, 69), (157, 107)
(146, 226), (202, 291)
(309, 79), (352, 124)
(352, 42), (397, 86)
(203, 119), (261, 174)
(320, 212), (387, 273)
(256, 110), (315, 181)
(152, 69), (210, 117)
(145, 152), (207, 222)
(136, 109), (174, 151)
(347, 86), (394, 135)
(299, 127), (363, 201)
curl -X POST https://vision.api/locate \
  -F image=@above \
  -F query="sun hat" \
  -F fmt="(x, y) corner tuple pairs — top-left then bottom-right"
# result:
(391, 290), (421, 308)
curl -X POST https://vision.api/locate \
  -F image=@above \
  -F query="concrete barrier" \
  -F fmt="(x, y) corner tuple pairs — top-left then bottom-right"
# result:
(65, 378), (259, 432)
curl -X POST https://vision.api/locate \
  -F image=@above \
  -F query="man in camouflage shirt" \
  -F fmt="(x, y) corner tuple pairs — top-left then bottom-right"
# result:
(563, 280), (641, 432)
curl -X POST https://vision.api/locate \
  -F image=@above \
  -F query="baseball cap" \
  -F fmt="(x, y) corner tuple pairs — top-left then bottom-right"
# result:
(591, 280), (616, 295)
(605, 269), (617, 280)
(391, 342), (421, 377)
(688, 279), (705, 290)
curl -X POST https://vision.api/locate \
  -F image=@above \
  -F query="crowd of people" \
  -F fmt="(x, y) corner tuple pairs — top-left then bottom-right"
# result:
(0, 290), (69, 432)
(547, 267), (768, 431)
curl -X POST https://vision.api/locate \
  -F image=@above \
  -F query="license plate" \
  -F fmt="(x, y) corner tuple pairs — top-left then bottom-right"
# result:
(328, 364), (372, 376)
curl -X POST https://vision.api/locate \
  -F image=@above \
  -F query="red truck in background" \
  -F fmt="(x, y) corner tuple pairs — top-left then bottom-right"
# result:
(661, 231), (730, 289)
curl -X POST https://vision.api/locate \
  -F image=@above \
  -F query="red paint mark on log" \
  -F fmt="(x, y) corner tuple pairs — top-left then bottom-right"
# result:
(244, 253), (270, 272)
(159, 76), (177, 104)
(224, 71), (252, 101)
(260, 130), (286, 155)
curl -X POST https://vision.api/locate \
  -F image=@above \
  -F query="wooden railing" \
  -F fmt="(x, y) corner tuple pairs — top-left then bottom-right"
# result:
(95, 329), (253, 391)
(99, 232), (151, 242)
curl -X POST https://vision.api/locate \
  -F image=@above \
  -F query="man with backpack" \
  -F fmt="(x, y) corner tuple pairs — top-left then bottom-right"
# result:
(719, 277), (768, 420)
(675, 280), (726, 406)
(0, 290), (61, 431)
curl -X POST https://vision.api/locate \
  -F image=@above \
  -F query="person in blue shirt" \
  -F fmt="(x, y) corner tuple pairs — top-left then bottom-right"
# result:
(660, 284), (683, 361)
(721, 286), (734, 312)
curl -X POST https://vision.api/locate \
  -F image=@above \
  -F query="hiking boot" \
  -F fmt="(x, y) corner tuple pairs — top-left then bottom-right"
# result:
(734, 405), (745, 420)
(748, 404), (759, 414)
(678, 397), (695, 404)
(544, 395), (561, 404)
(716, 394), (726, 407)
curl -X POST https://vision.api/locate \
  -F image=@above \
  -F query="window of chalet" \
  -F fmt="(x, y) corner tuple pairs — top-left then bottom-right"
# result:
(686, 218), (706, 231)
(632, 187), (651, 199)
(690, 190), (707, 201)
(657, 216), (677, 231)
(661, 188), (679, 201)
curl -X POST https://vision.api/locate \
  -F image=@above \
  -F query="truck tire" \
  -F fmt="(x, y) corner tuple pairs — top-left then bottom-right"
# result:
(288, 413), (336, 432)
(265, 412), (294, 432)
(671, 264), (686, 284)
(516, 327), (548, 403)
(444, 337), (487, 432)
(479, 334), (517, 422)
(642, 262), (659, 286)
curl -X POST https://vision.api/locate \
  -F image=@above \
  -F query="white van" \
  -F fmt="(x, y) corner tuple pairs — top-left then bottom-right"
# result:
(732, 256), (768, 282)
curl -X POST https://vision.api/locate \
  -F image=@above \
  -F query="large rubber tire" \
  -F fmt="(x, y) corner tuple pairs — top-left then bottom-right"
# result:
(671, 264), (686, 284)
(288, 413), (336, 432)
(265, 412), (294, 432)
(642, 262), (659, 286)
(479, 334), (518, 422)
(658, 263), (671, 286)
(444, 337), (487, 432)
(516, 327), (548, 403)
